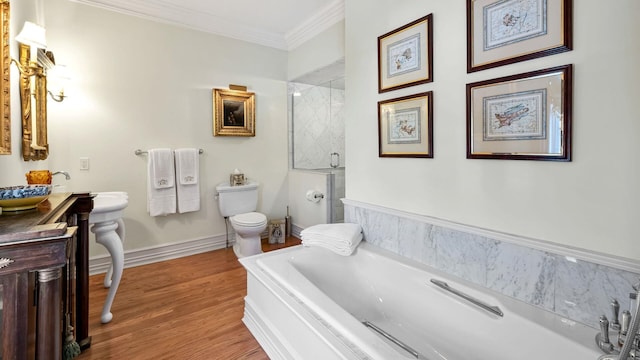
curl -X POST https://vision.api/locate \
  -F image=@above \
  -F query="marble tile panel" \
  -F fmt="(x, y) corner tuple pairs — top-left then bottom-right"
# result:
(555, 257), (639, 328)
(361, 209), (400, 253)
(396, 217), (436, 266)
(486, 241), (556, 311)
(432, 226), (490, 286)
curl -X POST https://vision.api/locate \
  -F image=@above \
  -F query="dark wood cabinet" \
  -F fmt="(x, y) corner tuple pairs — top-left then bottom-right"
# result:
(0, 192), (93, 359)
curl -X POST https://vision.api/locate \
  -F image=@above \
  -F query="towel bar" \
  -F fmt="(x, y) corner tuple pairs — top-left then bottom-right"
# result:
(135, 149), (204, 155)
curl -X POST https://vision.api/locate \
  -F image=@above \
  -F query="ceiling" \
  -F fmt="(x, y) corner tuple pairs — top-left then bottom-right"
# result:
(70, 0), (345, 50)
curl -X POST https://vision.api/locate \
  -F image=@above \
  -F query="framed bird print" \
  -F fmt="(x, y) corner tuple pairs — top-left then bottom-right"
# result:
(378, 92), (433, 158)
(378, 14), (433, 93)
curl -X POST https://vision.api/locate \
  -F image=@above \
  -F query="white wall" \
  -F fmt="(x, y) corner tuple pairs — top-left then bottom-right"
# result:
(345, 0), (640, 260)
(1, 0), (289, 258)
(288, 170), (329, 229)
(288, 20), (345, 81)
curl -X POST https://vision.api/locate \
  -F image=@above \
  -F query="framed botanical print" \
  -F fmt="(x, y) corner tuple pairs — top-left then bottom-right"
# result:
(467, 0), (572, 72)
(466, 64), (572, 161)
(378, 14), (433, 93)
(378, 92), (433, 158)
(213, 88), (255, 137)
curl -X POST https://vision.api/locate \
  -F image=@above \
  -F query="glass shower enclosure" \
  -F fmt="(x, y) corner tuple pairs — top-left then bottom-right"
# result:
(288, 68), (345, 229)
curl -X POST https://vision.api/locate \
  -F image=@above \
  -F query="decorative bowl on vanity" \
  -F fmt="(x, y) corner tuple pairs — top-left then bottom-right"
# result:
(0, 185), (52, 211)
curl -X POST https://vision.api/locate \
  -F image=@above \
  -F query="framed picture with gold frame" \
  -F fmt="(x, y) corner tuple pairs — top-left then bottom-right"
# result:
(378, 92), (433, 158)
(213, 88), (255, 137)
(467, 0), (572, 72)
(378, 14), (433, 93)
(466, 64), (572, 161)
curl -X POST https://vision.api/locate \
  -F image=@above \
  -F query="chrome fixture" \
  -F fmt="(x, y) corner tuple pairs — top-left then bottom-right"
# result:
(52, 171), (71, 180)
(330, 152), (340, 168)
(597, 280), (640, 359)
(430, 278), (504, 317)
(362, 320), (423, 359)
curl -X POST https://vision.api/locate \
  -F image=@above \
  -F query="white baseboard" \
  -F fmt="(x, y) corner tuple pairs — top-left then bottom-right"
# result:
(89, 233), (235, 275)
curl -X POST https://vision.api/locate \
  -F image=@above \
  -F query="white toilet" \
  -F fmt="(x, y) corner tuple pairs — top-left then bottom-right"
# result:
(215, 181), (267, 258)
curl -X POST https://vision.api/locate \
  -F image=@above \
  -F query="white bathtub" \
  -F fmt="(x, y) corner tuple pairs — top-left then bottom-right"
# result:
(240, 242), (602, 360)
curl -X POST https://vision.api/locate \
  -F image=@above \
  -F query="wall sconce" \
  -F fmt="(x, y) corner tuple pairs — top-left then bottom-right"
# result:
(13, 21), (49, 161)
(46, 64), (69, 102)
(13, 21), (68, 102)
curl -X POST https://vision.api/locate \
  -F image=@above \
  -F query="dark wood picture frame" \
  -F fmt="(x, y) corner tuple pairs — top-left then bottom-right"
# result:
(378, 14), (433, 93)
(466, 64), (572, 161)
(378, 91), (433, 158)
(467, 0), (572, 73)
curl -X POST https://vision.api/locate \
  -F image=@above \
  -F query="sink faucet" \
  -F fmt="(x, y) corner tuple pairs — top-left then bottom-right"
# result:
(597, 280), (640, 359)
(52, 171), (71, 180)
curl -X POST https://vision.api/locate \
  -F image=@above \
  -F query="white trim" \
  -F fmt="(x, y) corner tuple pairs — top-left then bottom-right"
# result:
(342, 198), (640, 274)
(89, 234), (234, 275)
(71, 0), (345, 51)
(243, 298), (290, 360)
(285, 0), (345, 50)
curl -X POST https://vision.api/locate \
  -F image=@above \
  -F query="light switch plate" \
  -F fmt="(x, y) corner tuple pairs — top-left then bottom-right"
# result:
(80, 157), (90, 170)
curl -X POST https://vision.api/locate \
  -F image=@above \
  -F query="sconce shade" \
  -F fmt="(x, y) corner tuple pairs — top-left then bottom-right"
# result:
(15, 21), (47, 49)
(48, 64), (70, 102)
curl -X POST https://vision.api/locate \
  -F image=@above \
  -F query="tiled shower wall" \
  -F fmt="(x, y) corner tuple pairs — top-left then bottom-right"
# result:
(291, 82), (345, 170)
(344, 199), (640, 329)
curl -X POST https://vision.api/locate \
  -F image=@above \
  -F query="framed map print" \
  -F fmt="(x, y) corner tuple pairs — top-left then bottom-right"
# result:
(467, 0), (572, 72)
(466, 65), (572, 161)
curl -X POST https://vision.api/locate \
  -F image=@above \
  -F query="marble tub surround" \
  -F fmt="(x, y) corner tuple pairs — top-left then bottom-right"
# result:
(343, 199), (640, 329)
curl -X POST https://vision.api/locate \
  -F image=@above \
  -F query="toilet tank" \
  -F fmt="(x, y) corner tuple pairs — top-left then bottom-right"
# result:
(215, 181), (259, 217)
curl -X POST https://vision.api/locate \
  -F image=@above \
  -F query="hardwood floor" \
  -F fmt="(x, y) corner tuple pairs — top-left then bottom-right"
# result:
(77, 237), (301, 360)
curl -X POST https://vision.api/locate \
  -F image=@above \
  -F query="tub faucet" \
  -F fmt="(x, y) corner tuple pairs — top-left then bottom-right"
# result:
(597, 280), (640, 359)
(52, 171), (71, 180)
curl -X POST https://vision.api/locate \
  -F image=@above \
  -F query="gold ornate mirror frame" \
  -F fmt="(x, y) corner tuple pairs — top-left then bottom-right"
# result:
(0, 1), (10, 155)
(17, 42), (48, 161)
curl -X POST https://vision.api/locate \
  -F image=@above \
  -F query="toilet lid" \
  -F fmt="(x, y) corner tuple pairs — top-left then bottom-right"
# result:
(232, 212), (267, 226)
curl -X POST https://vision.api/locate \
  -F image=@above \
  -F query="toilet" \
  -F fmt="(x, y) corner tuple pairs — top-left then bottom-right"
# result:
(215, 181), (267, 258)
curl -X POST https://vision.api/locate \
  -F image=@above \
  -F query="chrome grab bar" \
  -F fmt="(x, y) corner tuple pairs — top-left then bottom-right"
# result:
(430, 278), (504, 317)
(362, 320), (420, 359)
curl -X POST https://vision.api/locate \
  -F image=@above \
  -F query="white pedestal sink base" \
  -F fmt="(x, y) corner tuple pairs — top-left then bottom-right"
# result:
(103, 218), (125, 288)
(90, 192), (128, 324)
(91, 220), (124, 323)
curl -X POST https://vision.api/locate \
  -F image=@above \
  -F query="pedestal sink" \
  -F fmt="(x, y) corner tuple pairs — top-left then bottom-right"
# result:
(90, 192), (128, 324)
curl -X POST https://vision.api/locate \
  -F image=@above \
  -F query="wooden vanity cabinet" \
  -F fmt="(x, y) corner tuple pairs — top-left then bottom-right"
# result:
(0, 192), (93, 359)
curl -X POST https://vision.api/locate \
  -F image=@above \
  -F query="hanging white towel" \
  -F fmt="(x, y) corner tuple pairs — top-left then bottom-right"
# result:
(147, 148), (176, 216)
(174, 148), (200, 213)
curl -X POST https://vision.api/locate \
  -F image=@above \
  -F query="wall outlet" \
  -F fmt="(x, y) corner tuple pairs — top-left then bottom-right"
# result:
(80, 157), (90, 170)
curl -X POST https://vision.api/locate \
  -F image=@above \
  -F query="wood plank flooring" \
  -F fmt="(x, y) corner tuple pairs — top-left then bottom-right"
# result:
(77, 237), (301, 360)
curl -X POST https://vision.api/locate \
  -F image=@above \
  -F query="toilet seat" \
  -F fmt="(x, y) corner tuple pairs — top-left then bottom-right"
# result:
(231, 212), (267, 227)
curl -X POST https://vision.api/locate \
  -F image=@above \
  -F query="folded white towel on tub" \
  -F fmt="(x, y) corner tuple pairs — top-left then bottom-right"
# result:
(174, 148), (200, 213)
(301, 223), (363, 256)
(147, 148), (176, 216)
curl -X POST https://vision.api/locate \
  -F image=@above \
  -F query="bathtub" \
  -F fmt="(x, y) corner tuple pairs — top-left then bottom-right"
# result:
(240, 242), (602, 360)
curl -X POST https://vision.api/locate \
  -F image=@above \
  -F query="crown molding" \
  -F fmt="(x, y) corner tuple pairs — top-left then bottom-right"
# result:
(285, 0), (344, 50)
(70, 0), (344, 51)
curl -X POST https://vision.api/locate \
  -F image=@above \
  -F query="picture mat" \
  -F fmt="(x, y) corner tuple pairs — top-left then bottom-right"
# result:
(379, 21), (430, 90)
(470, 70), (565, 155)
(380, 97), (430, 154)
(471, 0), (564, 68)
